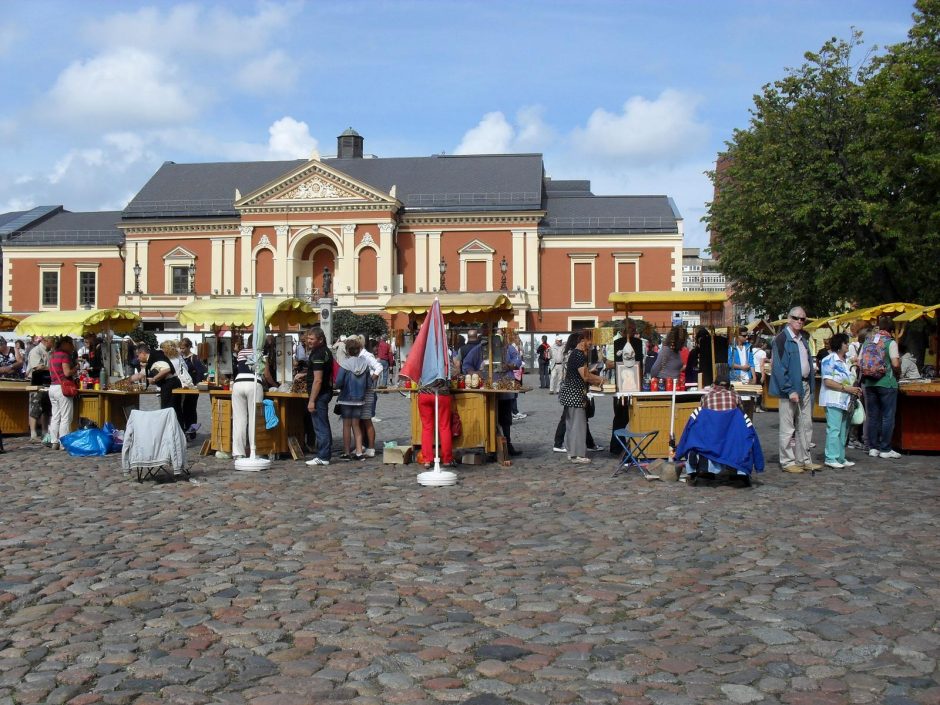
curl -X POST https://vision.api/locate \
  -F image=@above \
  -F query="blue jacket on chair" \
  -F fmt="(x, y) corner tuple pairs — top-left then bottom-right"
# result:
(675, 407), (765, 476)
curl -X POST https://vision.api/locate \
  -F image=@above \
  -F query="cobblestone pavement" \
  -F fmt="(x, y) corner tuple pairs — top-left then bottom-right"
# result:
(1, 384), (939, 705)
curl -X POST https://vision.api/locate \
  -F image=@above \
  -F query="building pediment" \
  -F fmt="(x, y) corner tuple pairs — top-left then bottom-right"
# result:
(163, 246), (196, 260)
(458, 239), (495, 255)
(235, 160), (399, 211)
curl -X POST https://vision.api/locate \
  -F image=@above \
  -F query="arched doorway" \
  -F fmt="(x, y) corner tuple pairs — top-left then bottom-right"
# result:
(299, 239), (337, 297)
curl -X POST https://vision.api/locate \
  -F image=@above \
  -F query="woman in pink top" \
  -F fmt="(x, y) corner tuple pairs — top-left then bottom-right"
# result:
(48, 337), (75, 450)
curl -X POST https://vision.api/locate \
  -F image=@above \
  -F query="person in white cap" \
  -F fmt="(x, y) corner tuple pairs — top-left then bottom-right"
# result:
(548, 335), (566, 393)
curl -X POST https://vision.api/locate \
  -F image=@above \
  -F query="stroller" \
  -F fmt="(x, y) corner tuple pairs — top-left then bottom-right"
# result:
(122, 408), (189, 482)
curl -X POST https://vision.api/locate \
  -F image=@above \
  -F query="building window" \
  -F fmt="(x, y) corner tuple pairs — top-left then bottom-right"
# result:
(79, 271), (96, 308)
(42, 271), (59, 307)
(171, 266), (190, 295)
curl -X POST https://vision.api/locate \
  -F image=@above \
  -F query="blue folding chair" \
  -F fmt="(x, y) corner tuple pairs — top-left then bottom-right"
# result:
(613, 427), (659, 478)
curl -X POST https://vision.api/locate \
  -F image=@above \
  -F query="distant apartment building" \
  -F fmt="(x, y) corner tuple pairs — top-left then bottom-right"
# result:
(677, 247), (726, 326)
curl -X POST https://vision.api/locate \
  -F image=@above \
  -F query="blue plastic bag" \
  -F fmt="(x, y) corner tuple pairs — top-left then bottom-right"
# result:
(262, 399), (279, 429)
(60, 428), (113, 456)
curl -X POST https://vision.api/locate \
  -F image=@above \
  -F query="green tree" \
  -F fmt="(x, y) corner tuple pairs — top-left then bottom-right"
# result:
(332, 310), (389, 341)
(863, 0), (940, 305)
(706, 6), (939, 317)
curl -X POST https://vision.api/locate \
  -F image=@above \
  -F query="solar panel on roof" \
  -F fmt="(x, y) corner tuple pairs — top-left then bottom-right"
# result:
(0, 205), (61, 239)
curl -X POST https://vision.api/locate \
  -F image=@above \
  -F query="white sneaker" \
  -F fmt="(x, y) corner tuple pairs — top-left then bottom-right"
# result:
(512, 413), (527, 420)
(824, 461), (844, 469)
(306, 457), (330, 466)
(869, 448), (880, 457)
(569, 456), (591, 464)
(552, 446), (567, 453)
(879, 450), (901, 459)
(587, 445), (604, 452)
(842, 460), (856, 467)
(364, 448), (375, 458)
(372, 417), (382, 423)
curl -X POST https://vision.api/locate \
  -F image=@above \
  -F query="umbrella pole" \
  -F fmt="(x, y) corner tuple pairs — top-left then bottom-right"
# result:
(433, 390), (441, 472)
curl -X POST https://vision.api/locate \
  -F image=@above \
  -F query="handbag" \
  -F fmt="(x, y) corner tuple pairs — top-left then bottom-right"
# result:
(451, 407), (462, 437)
(60, 378), (78, 397)
(850, 398), (865, 426)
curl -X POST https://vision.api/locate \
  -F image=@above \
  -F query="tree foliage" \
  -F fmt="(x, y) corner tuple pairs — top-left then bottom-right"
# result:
(332, 309), (388, 341)
(706, 1), (940, 318)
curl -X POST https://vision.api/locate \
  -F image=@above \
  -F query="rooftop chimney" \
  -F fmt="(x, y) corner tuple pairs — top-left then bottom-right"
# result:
(337, 127), (363, 159)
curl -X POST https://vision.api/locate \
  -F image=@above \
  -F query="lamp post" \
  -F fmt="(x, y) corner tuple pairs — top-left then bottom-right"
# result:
(189, 261), (196, 294)
(499, 256), (508, 291)
(318, 266), (335, 345)
(439, 257), (447, 292)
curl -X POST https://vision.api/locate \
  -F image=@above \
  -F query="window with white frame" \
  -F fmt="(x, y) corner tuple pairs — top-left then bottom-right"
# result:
(171, 266), (190, 295)
(42, 271), (59, 307)
(78, 270), (97, 308)
(569, 254), (597, 307)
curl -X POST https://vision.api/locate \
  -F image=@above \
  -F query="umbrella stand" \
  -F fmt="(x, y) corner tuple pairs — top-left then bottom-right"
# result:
(235, 294), (271, 472)
(417, 389), (457, 487)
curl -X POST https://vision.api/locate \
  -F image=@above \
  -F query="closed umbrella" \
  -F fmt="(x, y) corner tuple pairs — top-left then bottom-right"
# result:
(235, 294), (271, 472)
(399, 298), (456, 486)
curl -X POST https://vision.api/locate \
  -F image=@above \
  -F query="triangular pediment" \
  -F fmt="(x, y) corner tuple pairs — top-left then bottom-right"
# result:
(458, 239), (495, 255)
(236, 160), (398, 209)
(163, 246), (195, 260)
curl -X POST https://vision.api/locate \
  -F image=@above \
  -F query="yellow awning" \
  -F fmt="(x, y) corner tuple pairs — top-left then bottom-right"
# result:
(608, 291), (727, 313)
(385, 293), (514, 322)
(816, 302), (923, 329)
(891, 304), (939, 324)
(746, 319), (774, 335)
(177, 297), (319, 329)
(14, 308), (141, 336)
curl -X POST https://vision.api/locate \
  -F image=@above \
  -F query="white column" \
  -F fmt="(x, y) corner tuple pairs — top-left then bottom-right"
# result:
(428, 231), (442, 291)
(274, 225), (289, 295)
(223, 238), (236, 294)
(339, 223), (356, 300)
(525, 229), (540, 311)
(415, 231), (428, 292)
(211, 239), (224, 294)
(378, 223), (394, 294)
(239, 225), (252, 295)
(138, 241), (150, 293)
(511, 230), (526, 291)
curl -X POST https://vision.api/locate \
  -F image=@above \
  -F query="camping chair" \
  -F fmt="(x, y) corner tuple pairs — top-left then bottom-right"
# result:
(122, 408), (189, 482)
(612, 427), (658, 479)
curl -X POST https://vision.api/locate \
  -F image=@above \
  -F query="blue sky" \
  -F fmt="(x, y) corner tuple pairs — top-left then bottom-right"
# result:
(0, 0), (916, 250)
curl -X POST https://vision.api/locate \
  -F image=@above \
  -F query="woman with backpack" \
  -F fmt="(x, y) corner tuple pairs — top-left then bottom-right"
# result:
(859, 316), (902, 460)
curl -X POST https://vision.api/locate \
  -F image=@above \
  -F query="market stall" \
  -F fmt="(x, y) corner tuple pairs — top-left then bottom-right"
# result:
(608, 291), (727, 458)
(891, 304), (940, 452)
(385, 293), (519, 456)
(176, 296), (318, 457)
(14, 308), (144, 431)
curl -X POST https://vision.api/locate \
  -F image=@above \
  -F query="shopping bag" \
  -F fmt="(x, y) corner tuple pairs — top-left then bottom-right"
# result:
(60, 428), (113, 456)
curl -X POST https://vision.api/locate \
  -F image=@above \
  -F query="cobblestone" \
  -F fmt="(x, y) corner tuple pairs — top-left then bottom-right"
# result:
(0, 389), (938, 703)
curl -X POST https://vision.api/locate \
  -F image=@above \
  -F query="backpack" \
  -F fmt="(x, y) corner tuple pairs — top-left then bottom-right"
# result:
(541, 344), (551, 361)
(858, 336), (889, 380)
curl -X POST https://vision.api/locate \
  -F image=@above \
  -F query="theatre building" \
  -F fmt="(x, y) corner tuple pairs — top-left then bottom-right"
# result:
(1, 129), (684, 331)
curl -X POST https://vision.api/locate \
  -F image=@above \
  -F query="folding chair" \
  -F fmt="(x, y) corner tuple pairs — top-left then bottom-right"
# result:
(612, 427), (659, 479)
(122, 408), (189, 482)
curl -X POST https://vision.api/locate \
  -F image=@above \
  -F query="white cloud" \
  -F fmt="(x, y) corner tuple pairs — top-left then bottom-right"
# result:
(571, 89), (708, 164)
(236, 50), (299, 94)
(84, 3), (299, 59)
(265, 117), (319, 160)
(0, 24), (17, 56)
(455, 107), (554, 155)
(44, 48), (200, 128)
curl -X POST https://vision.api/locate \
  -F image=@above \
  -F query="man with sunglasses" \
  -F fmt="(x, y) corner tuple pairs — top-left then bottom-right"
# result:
(769, 307), (820, 473)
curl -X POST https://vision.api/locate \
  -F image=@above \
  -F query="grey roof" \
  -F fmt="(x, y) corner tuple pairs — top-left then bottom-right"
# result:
(325, 154), (545, 211)
(5, 210), (123, 247)
(540, 195), (679, 235)
(0, 206), (61, 241)
(543, 179), (593, 196)
(123, 160), (305, 218)
(339, 127), (361, 137)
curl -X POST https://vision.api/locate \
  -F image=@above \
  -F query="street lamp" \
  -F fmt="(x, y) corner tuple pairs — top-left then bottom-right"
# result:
(322, 266), (332, 298)
(439, 257), (447, 292)
(189, 261), (196, 294)
(499, 256), (508, 291)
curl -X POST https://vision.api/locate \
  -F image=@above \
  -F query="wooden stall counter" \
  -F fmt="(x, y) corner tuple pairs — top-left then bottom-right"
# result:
(72, 388), (149, 431)
(612, 390), (705, 459)
(893, 381), (940, 452)
(197, 389), (306, 458)
(406, 387), (531, 455)
(760, 374), (826, 420)
(0, 380), (32, 435)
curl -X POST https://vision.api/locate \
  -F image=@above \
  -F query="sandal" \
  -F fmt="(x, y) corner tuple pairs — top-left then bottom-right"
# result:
(338, 452), (352, 460)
